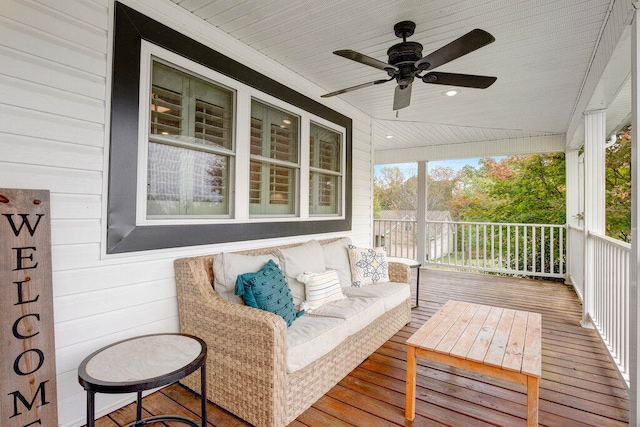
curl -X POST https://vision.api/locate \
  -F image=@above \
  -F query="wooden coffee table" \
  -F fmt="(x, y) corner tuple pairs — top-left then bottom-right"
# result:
(405, 300), (542, 426)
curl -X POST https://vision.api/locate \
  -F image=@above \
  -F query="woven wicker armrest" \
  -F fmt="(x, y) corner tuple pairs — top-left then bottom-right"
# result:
(174, 256), (288, 420)
(387, 261), (411, 283)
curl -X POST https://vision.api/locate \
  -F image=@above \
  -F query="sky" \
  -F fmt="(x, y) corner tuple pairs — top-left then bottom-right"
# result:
(374, 158), (486, 179)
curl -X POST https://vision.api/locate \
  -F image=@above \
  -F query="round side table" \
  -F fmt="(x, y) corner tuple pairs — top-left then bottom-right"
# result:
(78, 333), (207, 427)
(386, 256), (422, 307)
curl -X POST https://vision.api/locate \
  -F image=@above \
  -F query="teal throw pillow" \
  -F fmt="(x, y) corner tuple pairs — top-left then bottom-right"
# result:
(234, 259), (303, 327)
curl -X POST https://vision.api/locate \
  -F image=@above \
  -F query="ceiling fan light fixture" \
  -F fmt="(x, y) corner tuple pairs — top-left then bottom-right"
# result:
(386, 134), (394, 139)
(443, 89), (460, 97)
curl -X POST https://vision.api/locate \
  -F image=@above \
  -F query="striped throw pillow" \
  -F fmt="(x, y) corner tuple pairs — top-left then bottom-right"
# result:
(297, 270), (345, 310)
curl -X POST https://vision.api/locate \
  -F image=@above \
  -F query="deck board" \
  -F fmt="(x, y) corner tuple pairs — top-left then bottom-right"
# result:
(90, 268), (629, 426)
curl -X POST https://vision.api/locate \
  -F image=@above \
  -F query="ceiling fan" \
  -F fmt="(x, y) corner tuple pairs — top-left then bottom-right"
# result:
(321, 21), (497, 110)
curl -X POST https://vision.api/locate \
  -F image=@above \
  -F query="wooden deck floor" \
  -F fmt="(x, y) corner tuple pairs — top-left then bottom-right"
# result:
(93, 268), (629, 426)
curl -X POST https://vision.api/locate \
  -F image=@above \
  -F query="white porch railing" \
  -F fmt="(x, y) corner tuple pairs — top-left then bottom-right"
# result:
(373, 219), (418, 259)
(589, 231), (630, 383)
(374, 219), (566, 279)
(373, 218), (631, 386)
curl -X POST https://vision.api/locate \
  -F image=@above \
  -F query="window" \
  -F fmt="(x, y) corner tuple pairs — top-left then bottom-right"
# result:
(250, 100), (299, 215)
(309, 123), (342, 215)
(107, 2), (352, 254)
(146, 61), (234, 218)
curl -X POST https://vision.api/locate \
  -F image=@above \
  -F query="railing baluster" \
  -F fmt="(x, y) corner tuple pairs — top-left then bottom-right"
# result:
(475, 224), (479, 269)
(550, 227), (554, 275)
(523, 226), (528, 273)
(482, 224), (487, 269)
(491, 224), (496, 268)
(513, 225), (517, 273)
(541, 226), (545, 274)
(532, 226), (537, 274)
(468, 224), (472, 267)
(452, 222), (456, 266)
(499, 225), (503, 271)
(414, 221), (417, 260)
(438, 222), (442, 263)
(509, 225), (513, 272)
(560, 226), (564, 275)
(382, 221), (387, 254)
(461, 224), (465, 267)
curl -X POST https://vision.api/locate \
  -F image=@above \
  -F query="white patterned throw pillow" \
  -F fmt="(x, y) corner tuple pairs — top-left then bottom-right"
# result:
(348, 245), (389, 287)
(297, 270), (345, 310)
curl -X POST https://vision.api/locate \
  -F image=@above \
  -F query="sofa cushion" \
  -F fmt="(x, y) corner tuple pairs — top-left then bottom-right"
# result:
(213, 253), (280, 304)
(234, 260), (302, 327)
(286, 314), (347, 373)
(321, 237), (353, 288)
(348, 245), (389, 287)
(297, 270), (345, 310)
(275, 240), (326, 308)
(344, 282), (410, 312)
(308, 296), (385, 335)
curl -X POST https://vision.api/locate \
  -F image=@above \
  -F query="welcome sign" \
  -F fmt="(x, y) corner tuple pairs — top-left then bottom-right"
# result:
(0, 189), (58, 426)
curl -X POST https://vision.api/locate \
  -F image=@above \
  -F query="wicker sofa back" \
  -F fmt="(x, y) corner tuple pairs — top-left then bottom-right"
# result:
(174, 239), (412, 427)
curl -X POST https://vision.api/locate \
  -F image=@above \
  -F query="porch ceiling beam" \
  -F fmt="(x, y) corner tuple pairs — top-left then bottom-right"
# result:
(373, 134), (565, 165)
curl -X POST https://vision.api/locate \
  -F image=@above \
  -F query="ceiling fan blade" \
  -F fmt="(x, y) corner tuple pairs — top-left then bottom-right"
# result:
(321, 78), (392, 98)
(422, 72), (497, 89)
(393, 83), (412, 110)
(415, 29), (495, 71)
(334, 50), (397, 72)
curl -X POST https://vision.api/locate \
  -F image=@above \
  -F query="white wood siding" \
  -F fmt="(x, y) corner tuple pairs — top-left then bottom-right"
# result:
(0, 0), (374, 425)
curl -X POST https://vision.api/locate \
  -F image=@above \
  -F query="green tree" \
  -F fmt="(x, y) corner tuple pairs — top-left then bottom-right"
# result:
(451, 154), (566, 224)
(428, 166), (458, 212)
(606, 124), (631, 242)
(374, 166), (416, 211)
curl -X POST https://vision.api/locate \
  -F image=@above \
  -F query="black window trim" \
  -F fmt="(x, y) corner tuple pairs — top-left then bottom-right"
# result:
(107, 2), (352, 254)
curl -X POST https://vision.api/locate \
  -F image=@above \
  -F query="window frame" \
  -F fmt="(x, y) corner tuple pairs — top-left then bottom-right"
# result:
(309, 121), (345, 216)
(138, 49), (239, 223)
(107, 2), (352, 254)
(249, 98), (301, 217)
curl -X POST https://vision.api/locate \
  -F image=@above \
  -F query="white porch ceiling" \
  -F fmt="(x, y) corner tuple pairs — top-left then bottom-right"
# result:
(171, 0), (632, 162)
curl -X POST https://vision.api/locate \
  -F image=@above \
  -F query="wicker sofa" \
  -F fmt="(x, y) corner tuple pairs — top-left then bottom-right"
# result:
(174, 237), (412, 427)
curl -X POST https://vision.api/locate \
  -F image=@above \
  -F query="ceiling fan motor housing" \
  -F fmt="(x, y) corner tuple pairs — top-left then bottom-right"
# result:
(387, 41), (423, 66)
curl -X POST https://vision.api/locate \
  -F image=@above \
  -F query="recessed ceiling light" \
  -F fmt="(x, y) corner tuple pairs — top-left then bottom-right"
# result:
(386, 134), (394, 139)
(443, 89), (460, 97)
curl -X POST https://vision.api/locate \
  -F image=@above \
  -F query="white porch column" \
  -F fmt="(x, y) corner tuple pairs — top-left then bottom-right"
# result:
(416, 161), (428, 264)
(566, 150), (582, 229)
(629, 3), (639, 423)
(582, 109), (606, 328)
(565, 150), (584, 297)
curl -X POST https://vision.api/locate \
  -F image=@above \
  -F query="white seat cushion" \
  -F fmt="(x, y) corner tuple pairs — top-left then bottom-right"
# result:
(286, 315), (347, 373)
(308, 296), (385, 335)
(343, 282), (410, 312)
